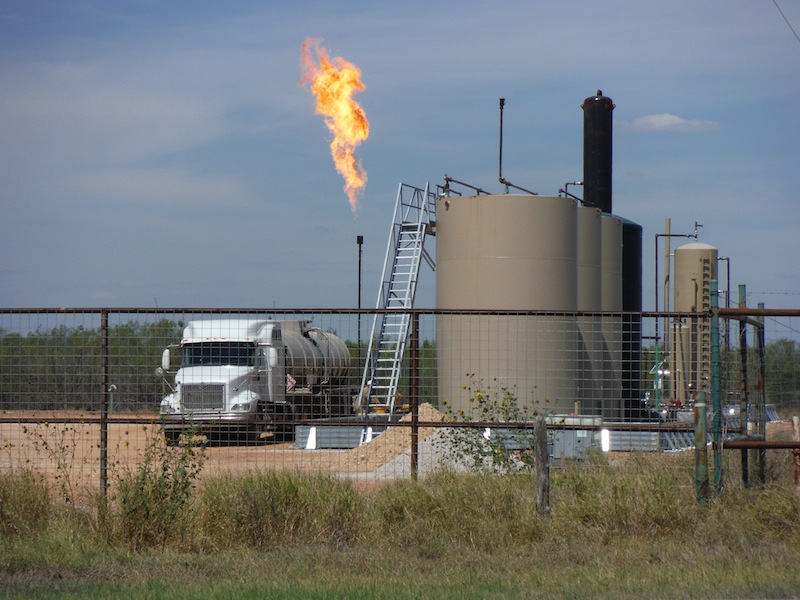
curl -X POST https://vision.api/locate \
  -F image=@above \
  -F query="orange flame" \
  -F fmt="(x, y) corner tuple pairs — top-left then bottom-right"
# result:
(301, 38), (369, 211)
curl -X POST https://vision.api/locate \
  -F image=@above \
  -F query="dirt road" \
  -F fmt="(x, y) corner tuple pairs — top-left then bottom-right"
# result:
(0, 407), (445, 502)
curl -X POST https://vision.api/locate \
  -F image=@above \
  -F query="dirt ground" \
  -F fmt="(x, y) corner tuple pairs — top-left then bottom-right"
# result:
(0, 405), (446, 501)
(1, 408), (795, 503)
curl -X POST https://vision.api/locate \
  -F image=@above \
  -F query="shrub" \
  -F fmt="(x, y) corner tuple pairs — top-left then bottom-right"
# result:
(438, 376), (542, 474)
(112, 427), (204, 549)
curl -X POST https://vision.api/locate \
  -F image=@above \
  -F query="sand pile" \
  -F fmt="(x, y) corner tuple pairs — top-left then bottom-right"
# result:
(325, 403), (445, 474)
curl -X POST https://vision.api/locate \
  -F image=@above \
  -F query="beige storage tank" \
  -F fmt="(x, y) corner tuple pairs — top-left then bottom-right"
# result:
(672, 241), (718, 402)
(435, 194), (578, 415)
(600, 214), (623, 419)
(576, 206), (603, 414)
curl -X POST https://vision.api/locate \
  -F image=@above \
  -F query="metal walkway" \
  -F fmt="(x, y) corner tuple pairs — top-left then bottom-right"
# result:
(357, 183), (436, 415)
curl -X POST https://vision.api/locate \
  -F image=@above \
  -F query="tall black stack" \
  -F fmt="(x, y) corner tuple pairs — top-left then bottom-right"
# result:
(582, 90), (614, 213)
(582, 90), (643, 420)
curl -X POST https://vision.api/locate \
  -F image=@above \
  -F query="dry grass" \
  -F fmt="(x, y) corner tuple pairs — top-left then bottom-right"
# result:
(1, 447), (800, 598)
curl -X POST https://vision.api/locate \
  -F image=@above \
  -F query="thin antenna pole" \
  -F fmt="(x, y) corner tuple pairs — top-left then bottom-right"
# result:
(499, 98), (506, 187)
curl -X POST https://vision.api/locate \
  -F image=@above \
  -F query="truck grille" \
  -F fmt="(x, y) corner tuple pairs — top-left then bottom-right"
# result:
(182, 384), (224, 411)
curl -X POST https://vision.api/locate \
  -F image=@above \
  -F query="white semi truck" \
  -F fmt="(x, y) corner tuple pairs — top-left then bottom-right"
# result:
(157, 319), (354, 444)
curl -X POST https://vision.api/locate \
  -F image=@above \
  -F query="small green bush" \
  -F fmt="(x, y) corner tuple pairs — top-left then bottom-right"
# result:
(112, 427), (205, 549)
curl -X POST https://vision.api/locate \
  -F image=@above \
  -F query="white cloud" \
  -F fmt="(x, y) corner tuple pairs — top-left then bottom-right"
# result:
(620, 113), (722, 134)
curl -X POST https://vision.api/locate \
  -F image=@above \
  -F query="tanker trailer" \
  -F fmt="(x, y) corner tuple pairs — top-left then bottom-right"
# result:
(157, 319), (353, 444)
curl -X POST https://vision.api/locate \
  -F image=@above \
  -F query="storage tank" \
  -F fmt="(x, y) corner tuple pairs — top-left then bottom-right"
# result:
(583, 90), (615, 214)
(672, 242), (718, 402)
(600, 214), (623, 419)
(620, 218), (643, 418)
(435, 194), (578, 415)
(577, 206), (603, 414)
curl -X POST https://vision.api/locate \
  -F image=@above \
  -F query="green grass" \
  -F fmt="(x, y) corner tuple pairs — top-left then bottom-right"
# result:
(2, 450), (800, 599)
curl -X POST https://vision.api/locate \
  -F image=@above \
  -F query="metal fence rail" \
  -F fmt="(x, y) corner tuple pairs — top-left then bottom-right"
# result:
(1, 307), (798, 503)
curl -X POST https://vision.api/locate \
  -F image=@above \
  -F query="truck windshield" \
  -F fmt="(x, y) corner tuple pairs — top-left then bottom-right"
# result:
(182, 343), (255, 367)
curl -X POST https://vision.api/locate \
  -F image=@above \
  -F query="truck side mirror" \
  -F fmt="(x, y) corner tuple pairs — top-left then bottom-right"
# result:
(161, 348), (171, 372)
(267, 347), (278, 368)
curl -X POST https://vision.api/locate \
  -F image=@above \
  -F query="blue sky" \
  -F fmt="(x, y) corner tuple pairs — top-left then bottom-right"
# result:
(1, 1), (799, 314)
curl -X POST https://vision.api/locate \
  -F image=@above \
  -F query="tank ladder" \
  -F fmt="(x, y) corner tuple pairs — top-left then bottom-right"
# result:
(357, 183), (436, 415)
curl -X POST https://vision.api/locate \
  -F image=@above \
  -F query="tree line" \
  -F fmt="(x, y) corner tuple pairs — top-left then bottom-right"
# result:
(0, 320), (183, 412)
(1, 321), (796, 414)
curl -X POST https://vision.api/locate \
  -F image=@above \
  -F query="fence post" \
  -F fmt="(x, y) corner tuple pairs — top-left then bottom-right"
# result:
(100, 309), (109, 499)
(756, 302), (767, 485)
(738, 284), (749, 488)
(534, 416), (550, 516)
(694, 391), (709, 505)
(410, 312), (419, 481)
(793, 416), (800, 500)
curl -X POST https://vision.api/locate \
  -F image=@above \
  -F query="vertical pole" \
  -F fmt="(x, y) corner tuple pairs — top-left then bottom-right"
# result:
(357, 235), (363, 374)
(534, 417), (550, 516)
(498, 98), (505, 183)
(410, 312), (419, 481)
(664, 221), (672, 399)
(100, 310), (109, 499)
(756, 302), (767, 485)
(738, 285), (749, 487)
(711, 280), (723, 494)
(792, 416), (800, 500)
(695, 391), (709, 505)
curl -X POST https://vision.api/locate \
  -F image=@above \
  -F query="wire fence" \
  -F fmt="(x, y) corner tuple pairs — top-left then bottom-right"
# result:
(1, 307), (798, 504)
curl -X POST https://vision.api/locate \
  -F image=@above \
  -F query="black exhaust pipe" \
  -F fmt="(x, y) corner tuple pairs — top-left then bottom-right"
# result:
(582, 90), (615, 214)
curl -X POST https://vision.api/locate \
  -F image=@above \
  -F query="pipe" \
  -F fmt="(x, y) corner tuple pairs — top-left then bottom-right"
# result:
(711, 279), (723, 493)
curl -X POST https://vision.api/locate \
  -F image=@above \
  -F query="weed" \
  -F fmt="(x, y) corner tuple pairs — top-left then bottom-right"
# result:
(112, 426), (204, 549)
(21, 422), (91, 506)
(437, 376), (542, 474)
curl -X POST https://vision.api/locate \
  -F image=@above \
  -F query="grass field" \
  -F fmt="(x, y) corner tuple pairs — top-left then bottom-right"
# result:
(2, 431), (800, 599)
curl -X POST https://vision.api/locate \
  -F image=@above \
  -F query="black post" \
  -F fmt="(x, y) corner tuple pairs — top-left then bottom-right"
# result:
(534, 417), (550, 516)
(410, 312), (419, 481)
(757, 302), (767, 485)
(357, 235), (363, 371)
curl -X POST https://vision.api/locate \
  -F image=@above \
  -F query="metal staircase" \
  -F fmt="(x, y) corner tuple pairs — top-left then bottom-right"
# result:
(357, 183), (436, 415)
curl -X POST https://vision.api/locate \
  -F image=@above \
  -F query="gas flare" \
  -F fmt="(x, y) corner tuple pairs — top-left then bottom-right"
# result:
(301, 38), (369, 212)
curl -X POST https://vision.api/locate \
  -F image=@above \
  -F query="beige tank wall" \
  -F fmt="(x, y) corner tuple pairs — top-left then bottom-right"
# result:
(600, 214), (623, 419)
(435, 194), (579, 414)
(577, 206), (603, 414)
(436, 194), (578, 310)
